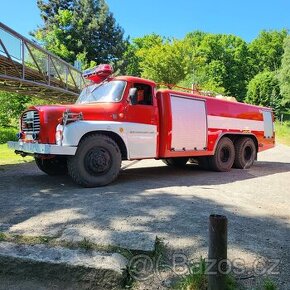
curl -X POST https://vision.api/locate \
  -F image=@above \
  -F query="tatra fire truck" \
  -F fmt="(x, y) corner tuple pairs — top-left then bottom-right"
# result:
(8, 64), (275, 187)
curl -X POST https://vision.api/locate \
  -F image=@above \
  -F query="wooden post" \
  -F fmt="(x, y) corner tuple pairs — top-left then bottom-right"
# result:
(208, 214), (228, 290)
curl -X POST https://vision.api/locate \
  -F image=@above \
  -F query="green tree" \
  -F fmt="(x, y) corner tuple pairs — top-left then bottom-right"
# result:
(34, 0), (127, 68)
(121, 33), (164, 76)
(37, 0), (74, 23)
(133, 33), (164, 50)
(181, 33), (250, 100)
(123, 32), (250, 97)
(138, 39), (187, 85)
(279, 35), (290, 106)
(121, 33), (187, 84)
(0, 92), (31, 127)
(120, 42), (142, 76)
(179, 61), (227, 95)
(246, 71), (284, 116)
(249, 30), (288, 76)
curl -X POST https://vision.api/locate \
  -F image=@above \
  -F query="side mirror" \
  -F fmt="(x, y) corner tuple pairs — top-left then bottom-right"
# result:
(129, 88), (138, 105)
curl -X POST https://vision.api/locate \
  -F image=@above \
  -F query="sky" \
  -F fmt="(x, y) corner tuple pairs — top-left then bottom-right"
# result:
(0, 0), (289, 42)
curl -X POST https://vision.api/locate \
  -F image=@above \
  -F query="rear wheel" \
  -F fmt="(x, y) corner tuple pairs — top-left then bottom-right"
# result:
(35, 156), (67, 176)
(209, 137), (235, 172)
(67, 134), (121, 187)
(234, 137), (256, 169)
(162, 157), (189, 167)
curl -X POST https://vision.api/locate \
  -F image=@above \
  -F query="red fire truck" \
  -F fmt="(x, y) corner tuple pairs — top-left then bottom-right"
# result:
(8, 64), (275, 187)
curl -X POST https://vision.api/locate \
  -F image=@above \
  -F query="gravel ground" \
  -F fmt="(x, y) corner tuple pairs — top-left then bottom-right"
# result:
(0, 144), (289, 289)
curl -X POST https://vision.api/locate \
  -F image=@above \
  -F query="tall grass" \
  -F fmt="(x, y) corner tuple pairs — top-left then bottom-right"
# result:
(275, 121), (290, 146)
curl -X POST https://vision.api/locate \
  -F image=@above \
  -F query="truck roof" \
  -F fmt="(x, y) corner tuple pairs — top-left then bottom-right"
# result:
(114, 75), (156, 87)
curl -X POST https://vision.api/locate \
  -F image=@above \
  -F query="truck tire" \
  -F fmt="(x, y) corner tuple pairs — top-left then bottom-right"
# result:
(162, 157), (189, 167)
(35, 156), (68, 176)
(67, 134), (121, 187)
(234, 137), (256, 169)
(208, 137), (235, 172)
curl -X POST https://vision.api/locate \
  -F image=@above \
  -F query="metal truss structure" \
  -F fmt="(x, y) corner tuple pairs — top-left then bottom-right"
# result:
(0, 22), (85, 101)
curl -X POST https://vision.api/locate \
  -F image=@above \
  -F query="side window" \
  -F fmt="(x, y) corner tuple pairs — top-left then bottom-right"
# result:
(133, 83), (153, 105)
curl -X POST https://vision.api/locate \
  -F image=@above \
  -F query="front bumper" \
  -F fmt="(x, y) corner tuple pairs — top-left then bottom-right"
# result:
(7, 141), (77, 155)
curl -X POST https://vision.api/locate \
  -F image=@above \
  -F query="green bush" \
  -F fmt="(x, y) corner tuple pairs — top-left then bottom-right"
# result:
(0, 127), (18, 144)
(246, 71), (284, 118)
(0, 92), (31, 127)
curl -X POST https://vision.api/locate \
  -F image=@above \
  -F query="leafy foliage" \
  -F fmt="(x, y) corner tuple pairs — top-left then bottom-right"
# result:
(249, 30), (288, 75)
(34, 0), (127, 68)
(121, 33), (164, 77)
(246, 71), (284, 116)
(32, 2), (290, 110)
(279, 35), (290, 106)
(0, 127), (18, 144)
(124, 32), (251, 100)
(185, 33), (250, 100)
(37, 0), (74, 23)
(120, 42), (142, 77)
(138, 39), (187, 85)
(0, 92), (31, 126)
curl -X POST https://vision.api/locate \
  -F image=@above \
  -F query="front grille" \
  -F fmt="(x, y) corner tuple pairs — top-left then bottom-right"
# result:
(22, 110), (40, 133)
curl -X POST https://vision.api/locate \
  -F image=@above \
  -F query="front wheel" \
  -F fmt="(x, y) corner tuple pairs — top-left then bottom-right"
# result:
(67, 134), (121, 187)
(35, 156), (68, 176)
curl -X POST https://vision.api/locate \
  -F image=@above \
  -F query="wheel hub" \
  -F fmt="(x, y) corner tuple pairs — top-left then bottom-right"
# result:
(85, 147), (112, 175)
(244, 146), (252, 161)
(220, 147), (230, 163)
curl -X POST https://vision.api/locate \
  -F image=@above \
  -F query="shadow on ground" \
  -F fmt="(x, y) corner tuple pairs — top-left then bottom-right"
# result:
(0, 155), (289, 288)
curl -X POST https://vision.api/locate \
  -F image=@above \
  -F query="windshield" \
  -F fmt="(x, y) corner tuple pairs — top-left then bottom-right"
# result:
(76, 80), (126, 104)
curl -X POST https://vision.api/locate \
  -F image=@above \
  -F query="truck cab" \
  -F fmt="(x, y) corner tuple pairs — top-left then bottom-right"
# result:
(8, 66), (160, 187)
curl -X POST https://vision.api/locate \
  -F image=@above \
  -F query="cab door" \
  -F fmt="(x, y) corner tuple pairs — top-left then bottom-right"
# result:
(124, 83), (158, 159)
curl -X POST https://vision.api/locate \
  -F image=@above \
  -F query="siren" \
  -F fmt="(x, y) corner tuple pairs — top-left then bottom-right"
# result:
(83, 64), (114, 84)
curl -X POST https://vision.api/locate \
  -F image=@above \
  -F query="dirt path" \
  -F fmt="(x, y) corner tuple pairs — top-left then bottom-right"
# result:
(0, 144), (289, 289)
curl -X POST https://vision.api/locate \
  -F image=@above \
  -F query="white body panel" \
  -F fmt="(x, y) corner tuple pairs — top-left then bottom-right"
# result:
(170, 95), (207, 151)
(263, 111), (274, 138)
(208, 115), (264, 132)
(61, 121), (157, 159)
(125, 123), (157, 158)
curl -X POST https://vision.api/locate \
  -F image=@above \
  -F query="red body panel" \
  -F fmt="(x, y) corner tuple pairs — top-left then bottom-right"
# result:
(27, 102), (125, 144)
(157, 90), (274, 158)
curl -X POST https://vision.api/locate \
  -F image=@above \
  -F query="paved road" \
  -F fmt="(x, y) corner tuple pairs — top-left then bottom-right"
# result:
(0, 144), (289, 289)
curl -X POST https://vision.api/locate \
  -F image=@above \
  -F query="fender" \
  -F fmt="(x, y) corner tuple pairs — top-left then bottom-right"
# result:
(212, 132), (259, 154)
